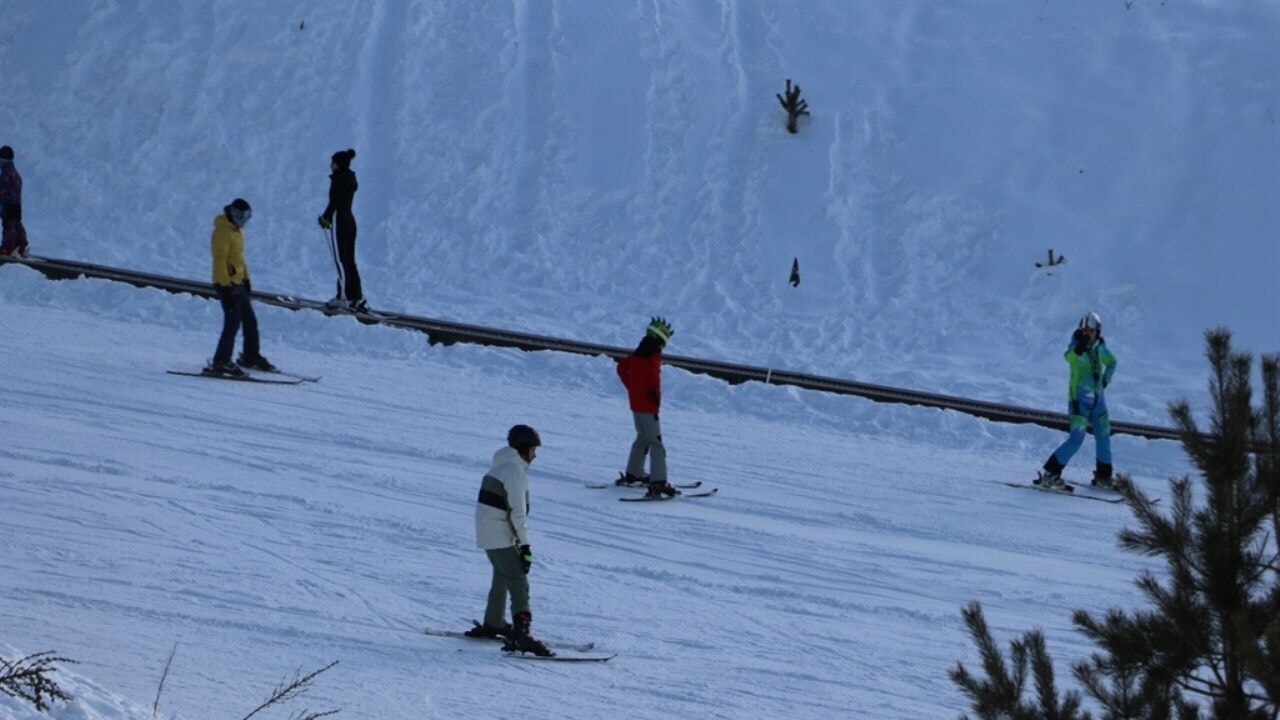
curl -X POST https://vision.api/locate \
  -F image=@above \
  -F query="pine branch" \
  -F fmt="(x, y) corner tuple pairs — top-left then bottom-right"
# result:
(0, 651), (77, 712)
(950, 602), (1089, 719)
(950, 601), (1028, 715)
(153, 643), (176, 719)
(289, 709), (341, 720)
(242, 660), (339, 720)
(776, 78), (810, 134)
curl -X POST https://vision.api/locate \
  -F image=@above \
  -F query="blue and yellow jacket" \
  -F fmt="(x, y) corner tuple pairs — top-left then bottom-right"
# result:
(1064, 331), (1116, 401)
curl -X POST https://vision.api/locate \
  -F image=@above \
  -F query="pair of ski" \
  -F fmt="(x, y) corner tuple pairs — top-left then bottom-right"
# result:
(267, 294), (391, 326)
(584, 476), (718, 502)
(1004, 480), (1158, 505)
(424, 623), (613, 662)
(167, 367), (322, 385)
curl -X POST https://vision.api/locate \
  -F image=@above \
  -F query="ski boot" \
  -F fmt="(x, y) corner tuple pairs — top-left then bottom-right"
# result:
(644, 481), (679, 499)
(1034, 456), (1070, 490)
(204, 360), (247, 378)
(615, 472), (650, 487)
(1033, 471), (1068, 490)
(1090, 462), (1116, 490)
(237, 354), (278, 372)
(502, 612), (553, 657)
(465, 621), (512, 639)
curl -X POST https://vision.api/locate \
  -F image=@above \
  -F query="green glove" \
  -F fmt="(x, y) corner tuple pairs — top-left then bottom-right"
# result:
(520, 545), (532, 574)
(318, 215), (332, 230)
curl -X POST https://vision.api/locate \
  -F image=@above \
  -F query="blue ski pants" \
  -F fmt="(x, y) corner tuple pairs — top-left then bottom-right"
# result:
(1051, 391), (1111, 468)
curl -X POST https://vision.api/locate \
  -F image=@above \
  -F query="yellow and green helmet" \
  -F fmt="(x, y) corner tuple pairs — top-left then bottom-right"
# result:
(646, 316), (674, 343)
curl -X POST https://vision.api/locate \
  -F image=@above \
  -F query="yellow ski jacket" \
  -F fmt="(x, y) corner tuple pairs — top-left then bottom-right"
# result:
(210, 213), (249, 286)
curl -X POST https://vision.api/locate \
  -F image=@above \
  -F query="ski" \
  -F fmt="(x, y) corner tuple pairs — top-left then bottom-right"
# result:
(585, 480), (702, 490)
(320, 305), (392, 325)
(243, 368), (322, 383)
(167, 370), (304, 385)
(262, 294), (392, 325)
(1080, 482), (1162, 505)
(503, 652), (615, 663)
(1002, 482), (1124, 504)
(620, 487), (718, 502)
(423, 625), (595, 653)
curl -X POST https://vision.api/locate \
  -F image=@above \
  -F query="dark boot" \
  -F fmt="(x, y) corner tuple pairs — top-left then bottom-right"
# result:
(1091, 462), (1115, 489)
(205, 360), (247, 378)
(615, 472), (650, 487)
(644, 481), (679, 498)
(1043, 455), (1065, 476)
(1035, 454), (1066, 487)
(502, 612), (553, 657)
(237, 353), (277, 372)
(464, 621), (512, 639)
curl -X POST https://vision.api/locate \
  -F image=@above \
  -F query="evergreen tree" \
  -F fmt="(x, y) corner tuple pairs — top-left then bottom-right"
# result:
(953, 329), (1280, 719)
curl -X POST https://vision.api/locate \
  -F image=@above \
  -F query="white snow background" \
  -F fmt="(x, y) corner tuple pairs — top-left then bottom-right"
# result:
(1, 0), (1277, 718)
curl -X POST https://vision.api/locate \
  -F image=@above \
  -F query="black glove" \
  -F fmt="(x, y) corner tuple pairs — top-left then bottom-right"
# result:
(243, 278), (252, 295)
(7, 203), (19, 222)
(519, 545), (532, 574)
(318, 215), (332, 229)
(648, 389), (661, 407)
(1070, 329), (1088, 355)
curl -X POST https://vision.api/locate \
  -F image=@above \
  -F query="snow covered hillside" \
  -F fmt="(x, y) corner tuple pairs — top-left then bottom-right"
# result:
(1, 0), (1275, 417)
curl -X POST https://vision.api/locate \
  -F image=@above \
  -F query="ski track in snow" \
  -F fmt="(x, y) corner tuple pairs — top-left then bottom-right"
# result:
(1, 284), (1184, 719)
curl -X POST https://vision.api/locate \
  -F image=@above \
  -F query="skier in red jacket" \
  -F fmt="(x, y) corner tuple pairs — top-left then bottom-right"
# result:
(616, 317), (676, 498)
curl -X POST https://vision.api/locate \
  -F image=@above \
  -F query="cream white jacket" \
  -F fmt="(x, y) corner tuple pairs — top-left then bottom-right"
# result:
(474, 446), (531, 549)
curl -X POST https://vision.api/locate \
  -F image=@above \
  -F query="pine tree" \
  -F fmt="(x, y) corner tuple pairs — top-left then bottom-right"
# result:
(953, 329), (1280, 719)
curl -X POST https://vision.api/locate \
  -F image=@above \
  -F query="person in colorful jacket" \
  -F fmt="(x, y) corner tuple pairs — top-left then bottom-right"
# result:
(1036, 312), (1118, 489)
(616, 317), (676, 498)
(467, 425), (552, 656)
(318, 149), (368, 314)
(0, 145), (30, 258)
(208, 198), (275, 377)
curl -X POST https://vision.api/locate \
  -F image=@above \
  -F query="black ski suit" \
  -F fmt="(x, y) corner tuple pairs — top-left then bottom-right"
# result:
(321, 168), (362, 304)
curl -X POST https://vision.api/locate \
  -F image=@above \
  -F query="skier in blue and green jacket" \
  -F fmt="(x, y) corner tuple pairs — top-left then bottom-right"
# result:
(1037, 312), (1117, 489)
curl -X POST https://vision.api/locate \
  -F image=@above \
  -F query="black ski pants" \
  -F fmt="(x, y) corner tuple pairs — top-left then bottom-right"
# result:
(213, 283), (260, 364)
(327, 213), (363, 303)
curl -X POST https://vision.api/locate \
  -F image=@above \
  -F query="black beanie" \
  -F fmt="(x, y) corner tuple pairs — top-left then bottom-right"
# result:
(229, 198), (251, 212)
(331, 148), (356, 169)
(0, 146), (13, 161)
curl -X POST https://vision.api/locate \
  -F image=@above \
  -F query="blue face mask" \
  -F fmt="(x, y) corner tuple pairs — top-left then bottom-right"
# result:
(230, 208), (251, 227)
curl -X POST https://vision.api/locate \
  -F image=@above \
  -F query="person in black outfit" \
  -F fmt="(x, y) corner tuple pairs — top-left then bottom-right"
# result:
(318, 148), (368, 313)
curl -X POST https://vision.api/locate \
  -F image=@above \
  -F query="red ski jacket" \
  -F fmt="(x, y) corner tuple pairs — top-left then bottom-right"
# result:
(617, 352), (662, 413)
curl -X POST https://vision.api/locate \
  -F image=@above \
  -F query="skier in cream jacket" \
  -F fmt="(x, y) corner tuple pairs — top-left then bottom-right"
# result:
(469, 425), (552, 656)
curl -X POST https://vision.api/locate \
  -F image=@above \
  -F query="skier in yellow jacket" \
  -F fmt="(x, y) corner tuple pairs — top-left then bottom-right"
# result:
(208, 198), (275, 377)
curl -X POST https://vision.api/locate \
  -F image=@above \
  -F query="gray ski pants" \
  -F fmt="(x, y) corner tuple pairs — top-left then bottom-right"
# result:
(482, 545), (530, 628)
(625, 411), (667, 483)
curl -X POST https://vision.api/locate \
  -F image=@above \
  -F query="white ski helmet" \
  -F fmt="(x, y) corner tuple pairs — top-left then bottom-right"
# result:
(1079, 312), (1102, 331)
